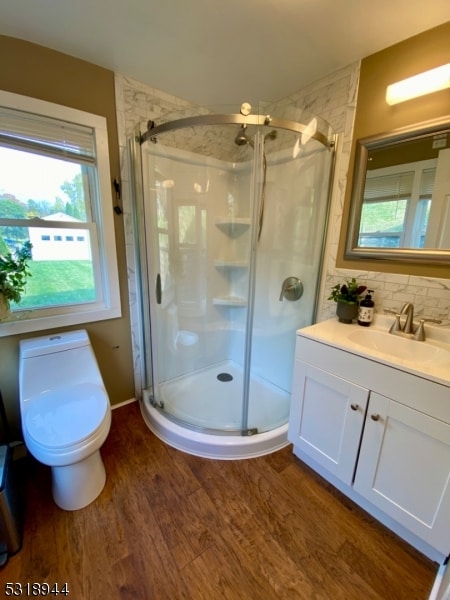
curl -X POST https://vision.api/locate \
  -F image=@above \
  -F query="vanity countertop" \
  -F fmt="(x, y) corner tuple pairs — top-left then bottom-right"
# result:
(297, 315), (450, 388)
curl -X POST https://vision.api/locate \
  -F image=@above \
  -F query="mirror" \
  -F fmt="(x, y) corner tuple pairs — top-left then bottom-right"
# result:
(345, 116), (450, 264)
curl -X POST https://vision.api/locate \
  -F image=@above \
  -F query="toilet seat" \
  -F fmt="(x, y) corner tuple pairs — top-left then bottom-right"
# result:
(25, 383), (108, 450)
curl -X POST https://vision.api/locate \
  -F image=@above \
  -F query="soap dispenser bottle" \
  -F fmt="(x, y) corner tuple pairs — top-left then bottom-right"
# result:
(358, 290), (374, 327)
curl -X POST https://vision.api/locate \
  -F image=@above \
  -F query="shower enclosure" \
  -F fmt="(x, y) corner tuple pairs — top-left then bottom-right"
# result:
(131, 104), (336, 459)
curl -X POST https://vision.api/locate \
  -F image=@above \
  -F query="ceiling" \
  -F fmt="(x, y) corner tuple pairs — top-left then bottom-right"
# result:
(0, 0), (449, 107)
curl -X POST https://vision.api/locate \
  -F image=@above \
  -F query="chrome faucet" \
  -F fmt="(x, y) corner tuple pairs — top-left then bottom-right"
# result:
(388, 302), (441, 341)
(400, 302), (415, 334)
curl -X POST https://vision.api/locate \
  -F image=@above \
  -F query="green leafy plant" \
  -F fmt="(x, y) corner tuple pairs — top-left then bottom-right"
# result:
(328, 277), (366, 304)
(0, 241), (33, 309)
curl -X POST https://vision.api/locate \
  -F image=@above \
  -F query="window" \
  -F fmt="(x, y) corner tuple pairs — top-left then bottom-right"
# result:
(0, 91), (121, 336)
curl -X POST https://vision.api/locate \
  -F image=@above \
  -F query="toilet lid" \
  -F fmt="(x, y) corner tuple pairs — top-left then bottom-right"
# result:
(25, 383), (109, 449)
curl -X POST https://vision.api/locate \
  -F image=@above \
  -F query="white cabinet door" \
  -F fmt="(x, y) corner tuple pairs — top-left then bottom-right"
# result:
(354, 392), (450, 555)
(288, 361), (369, 485)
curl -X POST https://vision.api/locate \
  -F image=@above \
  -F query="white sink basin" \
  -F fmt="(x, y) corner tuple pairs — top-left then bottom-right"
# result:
(347, 328), (450, 366)
(297, 316), (450, 386)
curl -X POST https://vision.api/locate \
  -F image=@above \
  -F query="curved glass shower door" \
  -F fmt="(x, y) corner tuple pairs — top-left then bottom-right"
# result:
(142, 123), (257, 432)
(138, 111), (335, 439)
(246, 128), (334, 433)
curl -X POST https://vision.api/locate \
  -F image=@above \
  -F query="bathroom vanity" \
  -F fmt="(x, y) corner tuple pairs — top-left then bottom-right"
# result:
(288, 316), (450, 563)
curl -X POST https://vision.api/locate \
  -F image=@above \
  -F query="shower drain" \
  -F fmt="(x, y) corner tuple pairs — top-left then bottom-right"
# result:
(217, 372), (233, 382)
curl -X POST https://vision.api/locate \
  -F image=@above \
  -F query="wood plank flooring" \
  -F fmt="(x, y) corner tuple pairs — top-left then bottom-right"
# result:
(0, 401), (437, 599)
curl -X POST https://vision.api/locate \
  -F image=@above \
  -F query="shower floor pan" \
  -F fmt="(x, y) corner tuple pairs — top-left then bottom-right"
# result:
(141, 360), (290, 459)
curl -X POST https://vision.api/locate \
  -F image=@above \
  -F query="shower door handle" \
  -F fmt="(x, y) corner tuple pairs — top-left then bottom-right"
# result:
(279, 277), (303, 301)
(156, 273), (162, 304)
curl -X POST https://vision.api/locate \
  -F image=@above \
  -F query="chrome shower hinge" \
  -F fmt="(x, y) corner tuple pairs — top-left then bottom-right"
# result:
(149, 394), (164, 410)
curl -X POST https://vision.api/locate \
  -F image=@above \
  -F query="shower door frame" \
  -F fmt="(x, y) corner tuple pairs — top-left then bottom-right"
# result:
(134, 111), (337, 436)
(141, 112), (331, 147)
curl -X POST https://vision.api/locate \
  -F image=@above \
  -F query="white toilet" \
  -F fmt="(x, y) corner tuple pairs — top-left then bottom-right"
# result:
(19, 330), (111, 511)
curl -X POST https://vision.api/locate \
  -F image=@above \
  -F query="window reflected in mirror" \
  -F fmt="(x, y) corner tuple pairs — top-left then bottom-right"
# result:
(359, 161), (435, 249)
(346, 117), (450, 264)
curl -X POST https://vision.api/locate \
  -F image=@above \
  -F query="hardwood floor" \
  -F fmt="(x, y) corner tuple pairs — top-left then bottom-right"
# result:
(1, 401), (437, 599)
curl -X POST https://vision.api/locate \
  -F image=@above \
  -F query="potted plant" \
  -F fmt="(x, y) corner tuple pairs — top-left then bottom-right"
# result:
(0, 241), (33, 320)
(328, 277), (366, 323)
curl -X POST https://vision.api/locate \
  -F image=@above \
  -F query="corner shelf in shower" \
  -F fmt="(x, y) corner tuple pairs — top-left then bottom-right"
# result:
(212, 296), (247, 307)
(214, 218), (251, 238)
(213, 218), (250, 308)
(214, 260), (249, 269)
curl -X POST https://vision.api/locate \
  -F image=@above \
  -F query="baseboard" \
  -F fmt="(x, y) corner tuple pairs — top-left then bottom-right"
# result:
(111, 398), (137, 410)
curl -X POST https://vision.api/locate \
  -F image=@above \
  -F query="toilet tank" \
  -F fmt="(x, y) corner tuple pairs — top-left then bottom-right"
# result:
(19, 330), (105, 402)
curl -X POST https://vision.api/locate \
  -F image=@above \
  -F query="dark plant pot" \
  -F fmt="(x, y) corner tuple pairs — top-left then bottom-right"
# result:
(336, 301), (358, 324)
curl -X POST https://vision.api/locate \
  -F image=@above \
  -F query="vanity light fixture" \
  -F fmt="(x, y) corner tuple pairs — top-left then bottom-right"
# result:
(386, 63), (450, 105)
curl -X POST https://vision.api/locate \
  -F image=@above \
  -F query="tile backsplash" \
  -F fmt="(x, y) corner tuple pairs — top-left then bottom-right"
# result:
(322, 270), (450, 325)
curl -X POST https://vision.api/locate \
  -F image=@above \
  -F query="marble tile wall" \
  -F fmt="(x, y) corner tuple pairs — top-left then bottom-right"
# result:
(115, 67), (450, 397)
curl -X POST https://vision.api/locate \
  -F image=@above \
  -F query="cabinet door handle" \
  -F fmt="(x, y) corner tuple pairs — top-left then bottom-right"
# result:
(371, 413), (380, 421)
(350, 403), (359, 411)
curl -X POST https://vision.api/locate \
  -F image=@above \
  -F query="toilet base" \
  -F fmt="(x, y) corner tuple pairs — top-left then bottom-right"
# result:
(51, 450), (106, 511)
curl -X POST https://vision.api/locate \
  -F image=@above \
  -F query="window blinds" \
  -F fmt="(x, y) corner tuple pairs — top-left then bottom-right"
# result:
(0, 106), (96, 165)
(364, 168), (436, 203)
(419, 168), (436, 199)
(364, 171), (414, 203)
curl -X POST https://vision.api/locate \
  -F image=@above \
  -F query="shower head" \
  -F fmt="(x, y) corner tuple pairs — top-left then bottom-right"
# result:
(234, 133), (248, 146)
(234, 125), (254, 147)
(264, 130), (277, 142)
(234, 126), (277, 147)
